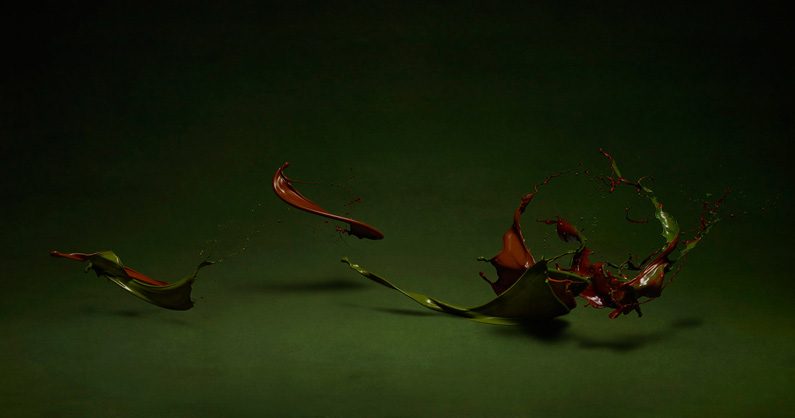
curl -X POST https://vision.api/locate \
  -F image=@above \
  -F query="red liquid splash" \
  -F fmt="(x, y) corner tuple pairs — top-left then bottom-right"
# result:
(481, 150), (728, 318)
(50, 251), (171, 286)
(273, 162), (384, 240)
(478, 172), (566, 295)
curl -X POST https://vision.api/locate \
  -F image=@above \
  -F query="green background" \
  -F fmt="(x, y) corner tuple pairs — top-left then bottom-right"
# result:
(2, 2), (792, 417)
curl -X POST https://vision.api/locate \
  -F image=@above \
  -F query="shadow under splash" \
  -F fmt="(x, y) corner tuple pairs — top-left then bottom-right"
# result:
(78, 305), (192, 326)
(234, 277), (369, 293)
(491, 319), (571, 344)
(362, 304), (659, 351)
(372, 307), (441, 317)
(491, 316), (705, 352)
(369, 304), (705, 352)
(340, 303), (444, 318)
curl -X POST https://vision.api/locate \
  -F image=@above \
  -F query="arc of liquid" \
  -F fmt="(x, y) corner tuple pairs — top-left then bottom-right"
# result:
(273, 162), (384, 240)
(342, 256), (588, 324)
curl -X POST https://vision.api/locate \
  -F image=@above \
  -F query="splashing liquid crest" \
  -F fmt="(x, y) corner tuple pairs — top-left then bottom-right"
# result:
(342, 149), (727, 322)
(50, 151), (725, 322)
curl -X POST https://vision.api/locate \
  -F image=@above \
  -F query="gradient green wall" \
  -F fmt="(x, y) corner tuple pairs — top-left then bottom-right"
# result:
(2, 2), (791, 417)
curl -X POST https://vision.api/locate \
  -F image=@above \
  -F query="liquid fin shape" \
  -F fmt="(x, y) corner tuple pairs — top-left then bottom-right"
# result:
(341, 257), (587, 324)
(51, 250), (214, 310)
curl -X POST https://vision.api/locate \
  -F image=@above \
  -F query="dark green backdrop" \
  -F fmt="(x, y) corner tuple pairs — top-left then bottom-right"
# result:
(2, 2), (792, 417)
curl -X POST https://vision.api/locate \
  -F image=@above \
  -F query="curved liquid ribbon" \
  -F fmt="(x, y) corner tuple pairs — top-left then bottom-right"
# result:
(273, 162), (384, 240)
(50, 250), (214, 310)
(342, 257), (588, 324)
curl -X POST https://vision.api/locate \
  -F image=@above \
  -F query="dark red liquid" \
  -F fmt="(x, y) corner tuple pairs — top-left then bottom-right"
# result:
(481, 150), (727, 318)
(50, 251), (170, 286)
(478, 172), (566, 295)
(273, 162), (384, 240)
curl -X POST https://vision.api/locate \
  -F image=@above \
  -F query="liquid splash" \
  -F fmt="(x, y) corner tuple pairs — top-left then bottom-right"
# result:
(476, 171), (567, 295)
(342, 150), (727, 322)
(273, 162), (384, 240)
(50, 153), (723, 319)
(50, 250), (214, 310)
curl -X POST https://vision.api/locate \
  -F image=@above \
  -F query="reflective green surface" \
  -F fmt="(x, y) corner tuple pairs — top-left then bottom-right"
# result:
(2, 2), (791, 417)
